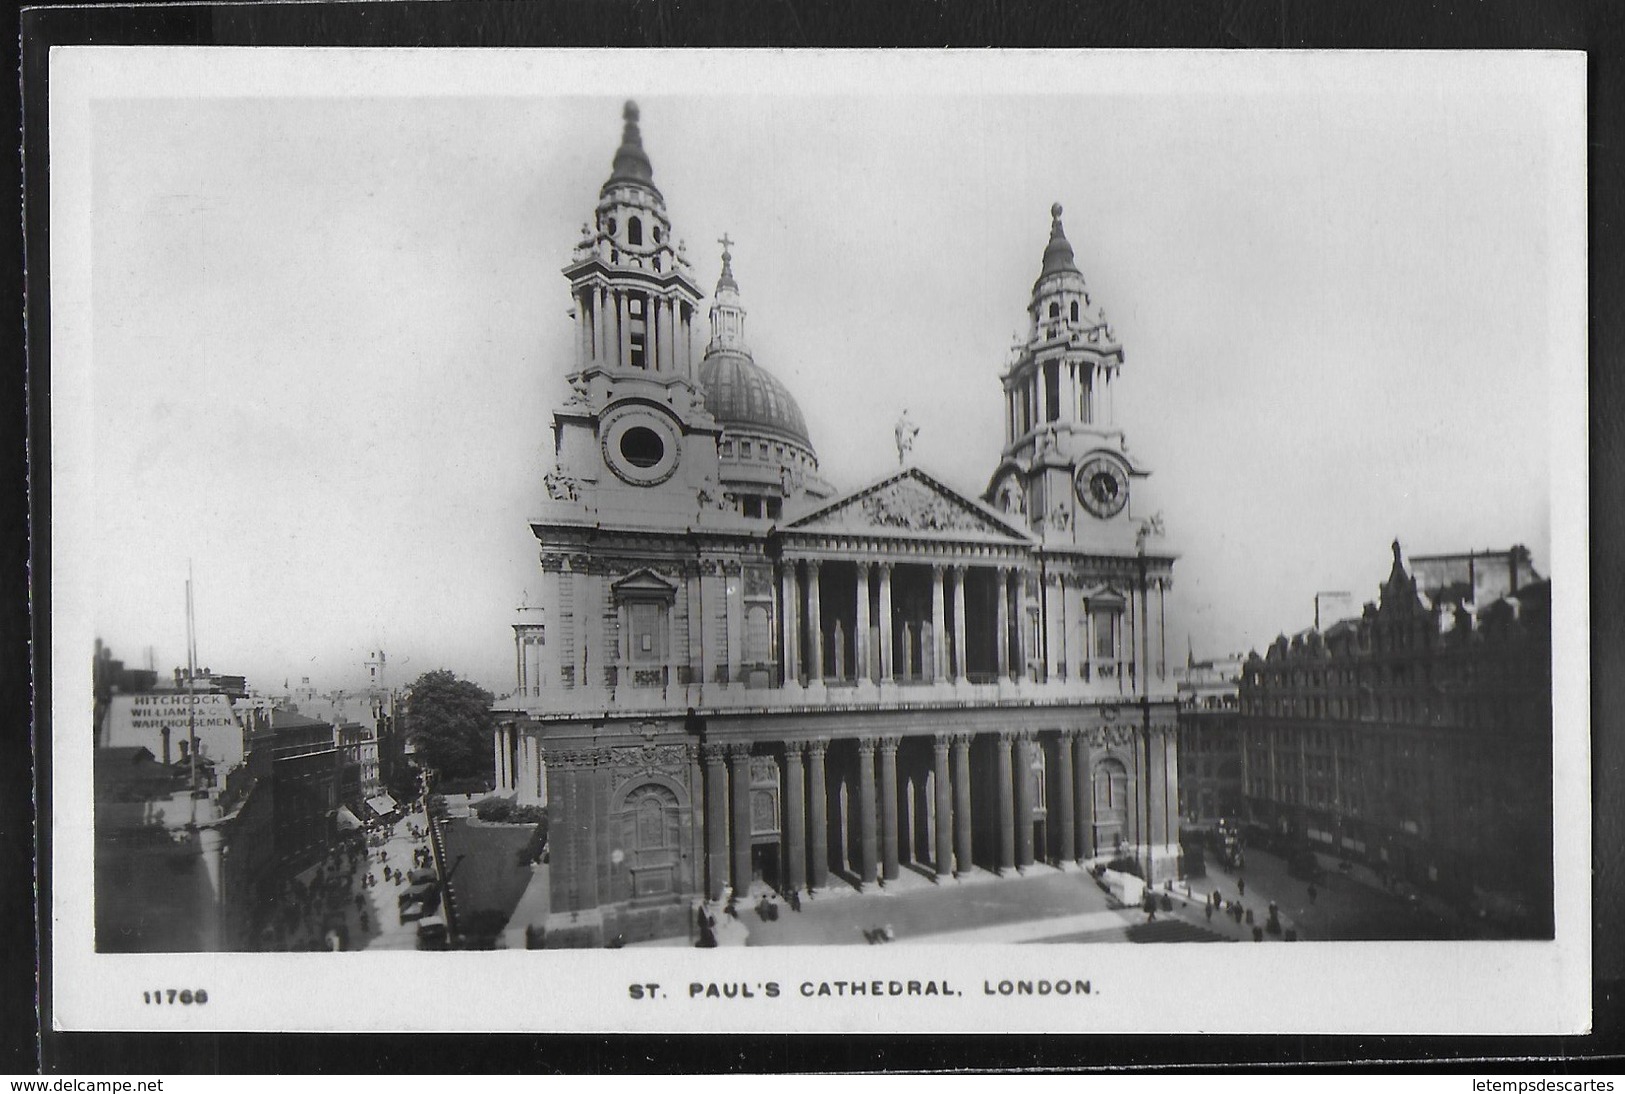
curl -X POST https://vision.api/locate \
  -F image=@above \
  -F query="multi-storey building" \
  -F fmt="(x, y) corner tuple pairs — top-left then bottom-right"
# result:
(1238, 542), (1552, 933)
(1175, 653), (1245, 830)
(494, 102), (1182, 947)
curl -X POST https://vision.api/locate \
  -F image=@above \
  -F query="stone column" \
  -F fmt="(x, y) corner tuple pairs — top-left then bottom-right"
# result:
(952, 734), (974, 873)
(995, 733), (1015, 873)
(724, 562), (743, 685)
(728, 744), (754, 897)
(806, 740), (829, 890)
(493, 727), (506, 792)
(931, 564), (947, 683)
(1013, 732), (1035, 868)
(996, 567), (1011, 680)
(1056, 574), (1070, 681)
(854, 561), (871, 684)
(783, 744), (806, 893)
(703, 744), (729, 901)
(878, 564), (895, 684)
(618, 291), (632, 369)
(855, 739), (879, 888)
(951, 566), (968, 683)
(1012, 570), (1027, 680)
(1077, 734), (1095, 861)
(781, 563), (800, 684)
(807, 561), (824, 683)
(878, 737), (900, 881)
(1054, 732), (1076, 863)
(594, 286), (607, 366)
(933, 736), (954, 878)
(660, 298), (675, 373)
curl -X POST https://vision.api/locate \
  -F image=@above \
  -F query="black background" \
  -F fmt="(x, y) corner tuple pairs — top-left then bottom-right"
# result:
(7, 0), (1623, 1075)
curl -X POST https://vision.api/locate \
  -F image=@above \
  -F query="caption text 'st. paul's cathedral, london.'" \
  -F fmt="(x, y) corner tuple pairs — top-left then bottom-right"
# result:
(493, 103), (1180, 947)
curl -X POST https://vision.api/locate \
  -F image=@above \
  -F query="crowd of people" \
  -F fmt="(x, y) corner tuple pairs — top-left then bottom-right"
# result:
(251, 803), (436, 952)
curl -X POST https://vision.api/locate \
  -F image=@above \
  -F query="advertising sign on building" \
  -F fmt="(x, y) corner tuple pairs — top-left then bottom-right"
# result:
(101, 692), (247, 771)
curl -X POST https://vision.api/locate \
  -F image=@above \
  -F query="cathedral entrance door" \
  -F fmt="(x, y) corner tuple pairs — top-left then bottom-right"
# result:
(751, 842), (780, 893)
(1032, 819), (1048, 865)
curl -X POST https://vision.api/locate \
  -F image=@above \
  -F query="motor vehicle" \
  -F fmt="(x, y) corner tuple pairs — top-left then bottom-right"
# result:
(399, 882), (440, 913)
(407, 867), (437, 886)
(399, 893), (439, 922)
(1287, 848), (1326, 883)
(415, 915), (449, 950)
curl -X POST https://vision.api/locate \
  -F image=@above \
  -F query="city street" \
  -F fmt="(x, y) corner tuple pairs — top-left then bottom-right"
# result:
(1198, 846), (1463, 941)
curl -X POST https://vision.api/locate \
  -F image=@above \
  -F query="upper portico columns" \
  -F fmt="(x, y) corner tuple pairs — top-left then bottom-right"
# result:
(806, 560), (825, 686)
(854, 561), (872, 685)
(930, 565), (948, 683)
(878, 564), (896, 685)
(996, 567), (1012, 680)
(780, 564), (801, 685)
(950, 566), (969, 684)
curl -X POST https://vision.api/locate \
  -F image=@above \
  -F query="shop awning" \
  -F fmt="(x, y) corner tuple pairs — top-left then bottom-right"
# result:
(365, 793), (398, 816)
(336, 806), (364, 831)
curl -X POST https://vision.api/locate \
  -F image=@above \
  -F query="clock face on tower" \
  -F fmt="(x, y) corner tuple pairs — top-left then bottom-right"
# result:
(1076, 457), (1129, 519)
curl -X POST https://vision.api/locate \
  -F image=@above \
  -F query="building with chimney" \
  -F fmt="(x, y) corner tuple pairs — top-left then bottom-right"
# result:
(1238, 542), (1552, 934)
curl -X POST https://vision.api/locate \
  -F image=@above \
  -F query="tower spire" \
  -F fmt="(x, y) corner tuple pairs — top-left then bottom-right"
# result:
(708, 234), (747, 353)
(603, 99), (658, 194)
(1039, 202), (1080, 280)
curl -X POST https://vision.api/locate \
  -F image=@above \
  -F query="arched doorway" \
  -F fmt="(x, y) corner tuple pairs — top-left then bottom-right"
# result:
(621, 783), (681, 898)
(1092, 758), (1129, 859)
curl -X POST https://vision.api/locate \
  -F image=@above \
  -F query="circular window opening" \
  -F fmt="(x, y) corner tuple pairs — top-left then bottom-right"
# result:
(620, 427), (666, 468)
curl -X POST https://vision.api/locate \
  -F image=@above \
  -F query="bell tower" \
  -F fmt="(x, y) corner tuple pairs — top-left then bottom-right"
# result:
(986, 203), (1147, 551)
(545, 101), (726, 529)
(563, 101), (705, 388)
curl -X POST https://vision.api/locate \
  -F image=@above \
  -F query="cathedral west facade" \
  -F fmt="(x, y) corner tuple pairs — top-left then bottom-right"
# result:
(494, 103), (1180, 947)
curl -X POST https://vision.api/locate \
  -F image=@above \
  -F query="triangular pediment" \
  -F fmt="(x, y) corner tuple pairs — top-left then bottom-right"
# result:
(785, 467), (1033, 543)
(610, 568), (679, 598)
(1079, 583), (1127, 607)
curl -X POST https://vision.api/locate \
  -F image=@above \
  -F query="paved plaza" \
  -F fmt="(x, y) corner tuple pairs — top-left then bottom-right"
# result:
(718, 867), (1233, 947)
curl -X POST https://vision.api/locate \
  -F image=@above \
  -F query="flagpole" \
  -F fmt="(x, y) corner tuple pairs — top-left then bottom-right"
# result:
(186, 560), (199, 792)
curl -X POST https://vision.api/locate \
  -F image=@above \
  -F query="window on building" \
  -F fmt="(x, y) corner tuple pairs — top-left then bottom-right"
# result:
(628, 216), (643, 245)
(1044, 361), (1061, 422)
(628, 602), (666, 664)
(1049, 302), (1060, 319)
(1091, 608), (1118, 660)
(1070, 301), (1080, 322)
(743, 497), (763, 518)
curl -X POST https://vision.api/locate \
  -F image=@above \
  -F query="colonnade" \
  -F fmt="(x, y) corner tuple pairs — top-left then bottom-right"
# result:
(701, 729), (1126, 900)
(492, 723), (547, 807)
(779, 560), (1025, 687)
(576, 283), (694, 376)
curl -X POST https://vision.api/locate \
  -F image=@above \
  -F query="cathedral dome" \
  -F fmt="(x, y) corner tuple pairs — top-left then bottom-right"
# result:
(696, 350), (815, 453)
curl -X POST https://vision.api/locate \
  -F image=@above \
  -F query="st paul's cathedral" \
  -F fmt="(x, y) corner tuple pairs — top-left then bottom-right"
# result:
(493, 102), (1180, 947)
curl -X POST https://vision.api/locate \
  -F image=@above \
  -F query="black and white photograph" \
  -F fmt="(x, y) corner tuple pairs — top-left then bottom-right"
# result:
(46, 47), (1588, 1035)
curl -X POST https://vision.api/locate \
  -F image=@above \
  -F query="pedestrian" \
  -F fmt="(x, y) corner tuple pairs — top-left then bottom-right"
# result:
(1237, 876), (1245, 897)
(1205, 902), (1213, 922)
(789, 890), (801, 913)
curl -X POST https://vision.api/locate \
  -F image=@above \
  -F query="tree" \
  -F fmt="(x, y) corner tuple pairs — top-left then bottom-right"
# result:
(404, 670), (495, 782)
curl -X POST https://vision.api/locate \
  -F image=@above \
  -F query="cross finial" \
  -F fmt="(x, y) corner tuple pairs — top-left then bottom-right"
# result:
(718, 232), (734, 254)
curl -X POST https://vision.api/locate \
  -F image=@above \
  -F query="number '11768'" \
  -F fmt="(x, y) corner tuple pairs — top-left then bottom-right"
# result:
(143, 989), (208, 1004)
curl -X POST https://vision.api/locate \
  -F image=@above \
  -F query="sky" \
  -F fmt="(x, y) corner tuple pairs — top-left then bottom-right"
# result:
(66, 50), (1579, 697)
